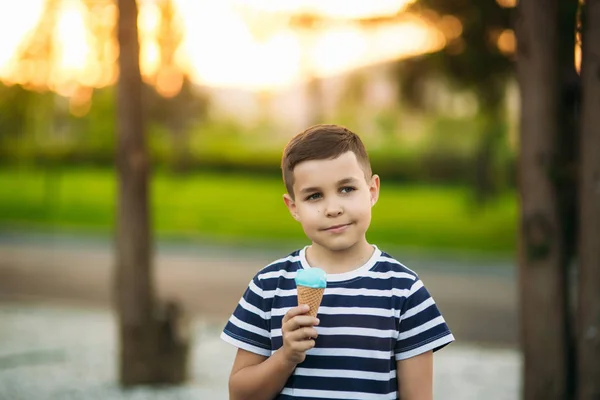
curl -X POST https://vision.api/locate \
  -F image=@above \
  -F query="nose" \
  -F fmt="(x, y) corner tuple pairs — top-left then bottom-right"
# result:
(325, 199), (343, 217)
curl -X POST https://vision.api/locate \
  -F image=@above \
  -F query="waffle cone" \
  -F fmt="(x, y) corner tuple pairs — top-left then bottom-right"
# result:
(297, 285), (325, 318)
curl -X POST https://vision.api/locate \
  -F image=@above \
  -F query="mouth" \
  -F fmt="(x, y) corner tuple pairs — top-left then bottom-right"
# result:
(322, 223), (352, 232)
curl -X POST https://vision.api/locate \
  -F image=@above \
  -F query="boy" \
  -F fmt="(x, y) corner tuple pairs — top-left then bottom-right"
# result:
(221, 124), (454, 399)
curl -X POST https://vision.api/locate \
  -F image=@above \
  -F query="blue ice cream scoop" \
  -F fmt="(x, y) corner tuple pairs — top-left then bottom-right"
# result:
(295, 268), (327, 288)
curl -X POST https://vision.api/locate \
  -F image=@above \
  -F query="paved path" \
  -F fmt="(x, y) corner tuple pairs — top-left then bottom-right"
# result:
(0, 303), (521, 400)
(0, 232), (522, 399)
(0, 232), (519, 347)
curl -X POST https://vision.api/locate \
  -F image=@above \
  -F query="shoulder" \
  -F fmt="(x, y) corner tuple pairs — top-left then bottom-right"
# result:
(369, 248), (420, 290)
(250, 249), (303, 290)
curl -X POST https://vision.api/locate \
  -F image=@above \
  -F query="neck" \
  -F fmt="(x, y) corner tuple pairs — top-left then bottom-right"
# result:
(306, 240), (374, 275)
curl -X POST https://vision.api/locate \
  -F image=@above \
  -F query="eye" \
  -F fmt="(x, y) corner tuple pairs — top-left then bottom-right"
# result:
(305, 192), (322, 201)
(340, 186), (356, 194)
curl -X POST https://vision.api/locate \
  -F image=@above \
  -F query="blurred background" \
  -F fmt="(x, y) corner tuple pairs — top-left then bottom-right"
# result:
(0, 0), (524, 398)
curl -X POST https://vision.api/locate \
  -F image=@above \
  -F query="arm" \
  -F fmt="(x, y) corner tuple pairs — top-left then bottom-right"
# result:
(228, 348), (294, 400)
(228, 304), (319, 400)
(396, 350), (433, 400)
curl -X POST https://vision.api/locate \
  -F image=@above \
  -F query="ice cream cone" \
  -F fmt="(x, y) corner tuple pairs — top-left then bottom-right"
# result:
(297, 285), (325, 318)
(295, 268), (327, 318)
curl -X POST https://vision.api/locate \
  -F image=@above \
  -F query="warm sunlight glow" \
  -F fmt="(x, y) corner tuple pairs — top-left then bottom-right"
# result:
(497, 29), (516, 55)
(0, 0), (45, 76)
(575, 43), (581, 74)
(55, 5), (89, 71)
(0, 0), (443, 94)
(438, 15), (463, 41)
(237, 0), (418, 19)
(496, 0), (517, 8)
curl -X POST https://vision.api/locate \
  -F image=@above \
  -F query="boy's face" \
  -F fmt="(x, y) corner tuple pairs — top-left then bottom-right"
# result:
(283, 151), (380, 253)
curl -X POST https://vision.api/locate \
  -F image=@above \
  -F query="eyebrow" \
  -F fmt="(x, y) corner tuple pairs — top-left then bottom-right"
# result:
(299, 177), (359, 194)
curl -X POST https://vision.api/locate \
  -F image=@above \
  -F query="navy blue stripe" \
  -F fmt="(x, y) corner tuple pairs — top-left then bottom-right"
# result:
(316, 334), (394, 352)
(223, 324), (270, 349)
(400, 308), (440, 333)
(318, 313), (397, 330)
(262, 275), (414, 291)
(269, 311), (397, 332)
(233, 305), (268, 330)
(321, 294), (397, 309)
(301, 355), (395, 373)
(291, 375), (397, 394)
(396, 326), (451, 353)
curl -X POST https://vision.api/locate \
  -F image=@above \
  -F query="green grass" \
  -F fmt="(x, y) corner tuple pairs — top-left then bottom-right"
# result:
(0, 167), (517, 254)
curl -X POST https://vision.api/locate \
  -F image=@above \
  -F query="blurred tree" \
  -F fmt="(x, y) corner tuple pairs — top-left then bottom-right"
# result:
(115, 0), (189, 386)
(290, 14), (326, 127)
(81, 0), (119, 88)
(13, 0), (60, 89)
(145, 0), (207, 172)
(6, 0), (60, 145)
(0, 84), (32, 140)
(516, 0), (581, 398)
(577, 0), (600, 397)
(399, 0), (514, 203)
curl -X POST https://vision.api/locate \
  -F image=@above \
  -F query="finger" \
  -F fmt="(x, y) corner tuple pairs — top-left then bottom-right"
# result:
(290, 338), (316, 353)
(287, 327), (319, 342)
(282, 305), (310, 323)
(284, 315), (320, 332)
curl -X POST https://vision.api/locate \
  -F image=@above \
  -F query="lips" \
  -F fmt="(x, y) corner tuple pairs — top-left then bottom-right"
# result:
(323, 223), (351, 232)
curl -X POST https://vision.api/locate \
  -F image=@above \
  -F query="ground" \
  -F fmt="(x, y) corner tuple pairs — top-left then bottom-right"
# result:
(0, 231), (521, 399)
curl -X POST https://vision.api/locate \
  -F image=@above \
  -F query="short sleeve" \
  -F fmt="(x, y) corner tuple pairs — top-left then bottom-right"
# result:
(394, 278), (454, 360)
(220, 275), (272, 356)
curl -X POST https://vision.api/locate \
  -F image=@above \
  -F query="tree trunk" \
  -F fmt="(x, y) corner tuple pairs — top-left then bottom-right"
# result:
(577, 1), (600, 398)
(557, 2), (581, 397)
(516, 1), (571, 398)
(116, 0), (189, 386)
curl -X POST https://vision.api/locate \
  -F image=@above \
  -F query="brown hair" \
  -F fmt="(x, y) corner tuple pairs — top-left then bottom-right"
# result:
(281, 124), (372, 198)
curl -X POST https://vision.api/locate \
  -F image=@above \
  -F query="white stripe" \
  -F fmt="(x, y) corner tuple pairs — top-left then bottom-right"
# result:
(259, 269), (297, 280)
(229, 315), (271, 338)
(326, 287), (411, 297)
(408, 279), (424, 295)
(317, 326), (396, 338)
(259, 268), (415, 282)
(270, 306), (293, 317)
(272, 326), (396, 339)
(398, 316), (445, 340)
(314, 306), (397, 318)
(402, 297), (435, 320)
(248, 280), (264, 297)
(239, 297), (271, 320)
(377, 256), (418, 275)
(266, 254), (301, 268)
(395, 333), (455, 360)
(271, 306), (397, 318)
(363, 270), (416, 280)
(261, 287), (412, 299)
(260, 288), (295, 299)
(305, 347), (394, 359)
(294, 367), (396, 381)
(258, 256), (301, 280)
(281, 388), (397, 400)
(220, 332), (271, 357)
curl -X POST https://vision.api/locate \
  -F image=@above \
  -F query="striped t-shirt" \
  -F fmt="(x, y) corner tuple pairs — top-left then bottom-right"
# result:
(221, 245), (455, 400)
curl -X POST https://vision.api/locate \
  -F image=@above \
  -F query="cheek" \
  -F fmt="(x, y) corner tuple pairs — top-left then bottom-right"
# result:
(298, 204), (321, 221)
(347, 194), (372, 213)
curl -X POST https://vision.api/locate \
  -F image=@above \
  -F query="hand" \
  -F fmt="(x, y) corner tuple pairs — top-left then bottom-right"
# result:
(281, 304), (320, 365)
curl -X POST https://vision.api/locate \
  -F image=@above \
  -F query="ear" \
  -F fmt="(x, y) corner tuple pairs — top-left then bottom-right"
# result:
(283, 193), (299, 221)
(369, 174), (380, 207)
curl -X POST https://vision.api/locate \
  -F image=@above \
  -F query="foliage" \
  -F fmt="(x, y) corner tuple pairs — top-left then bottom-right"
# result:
(0, 167), (517, 254)
(401, 0), (514, 109)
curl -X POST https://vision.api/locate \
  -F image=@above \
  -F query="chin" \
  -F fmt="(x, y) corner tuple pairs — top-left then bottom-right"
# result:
(315, 238), (360, 252)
